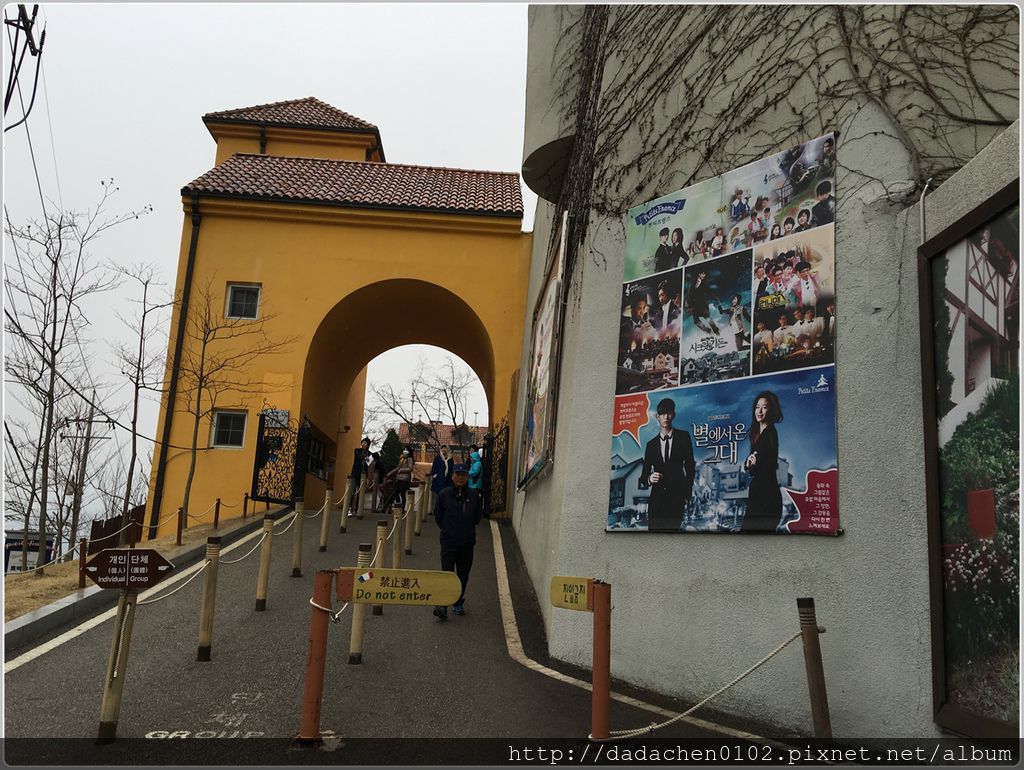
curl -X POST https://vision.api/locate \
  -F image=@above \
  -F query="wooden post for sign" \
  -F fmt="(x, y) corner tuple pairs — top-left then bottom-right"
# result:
(372, 520), (386, 616)
(213, 498), (221, 530)
(339, 480), (353, 533)
(318, 491), (332, 553)
(390, 505), (402, 570)
(291, 498), (305, 578)
(96, 588), (139, 743)
(293, 569), (333, 748)
(591, 580), (611, 741)
(254, 515), (274, 611)
(403, 486), (416, 556)
(175, 506), (184, 546)
(356, 478), (367, 519)
(797, 597), (832, 739)
(348, 543), (371, 664)
(243, 493), (249, 518)
(196, 537), (222, 661)
(78, 537), (88, 588)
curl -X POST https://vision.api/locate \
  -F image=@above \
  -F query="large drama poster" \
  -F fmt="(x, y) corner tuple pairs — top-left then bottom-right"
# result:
(926, 200), (1018, 731)
(609, 134), (839, 534)
(519, 213), (568, 488)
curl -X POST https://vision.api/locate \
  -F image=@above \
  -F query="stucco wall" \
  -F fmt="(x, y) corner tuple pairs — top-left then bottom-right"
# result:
(513, 5), (1018, 738)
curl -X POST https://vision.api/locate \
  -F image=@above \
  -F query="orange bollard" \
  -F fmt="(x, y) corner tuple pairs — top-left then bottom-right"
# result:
(590, 580), (611, 741)
(213, 498), (221, 530)
(294, 569), (334, 747)
(176, 507), (184, 546)
(78, 538), (87, 588)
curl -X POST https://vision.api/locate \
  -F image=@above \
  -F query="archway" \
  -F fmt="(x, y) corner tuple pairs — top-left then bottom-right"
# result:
(298, 279), (497, 501)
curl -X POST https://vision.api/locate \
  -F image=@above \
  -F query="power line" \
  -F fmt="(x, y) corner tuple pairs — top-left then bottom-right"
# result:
(4, 307), (209, 453)
(38, 54), (62, 210)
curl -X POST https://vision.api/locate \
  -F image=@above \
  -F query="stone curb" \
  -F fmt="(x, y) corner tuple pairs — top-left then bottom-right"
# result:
(4, 507), (292, 656)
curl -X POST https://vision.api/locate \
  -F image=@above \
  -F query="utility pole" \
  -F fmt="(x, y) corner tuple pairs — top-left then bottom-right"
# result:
(61, 392), (112, 556)
(68, 395), (95, 556)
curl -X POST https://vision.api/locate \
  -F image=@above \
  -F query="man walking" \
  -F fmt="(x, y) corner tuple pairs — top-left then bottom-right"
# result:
(432, 463), (483, 620)
(431, 444), (454, 494)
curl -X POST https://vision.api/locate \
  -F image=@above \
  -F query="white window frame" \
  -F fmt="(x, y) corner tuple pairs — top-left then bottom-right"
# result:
(225, 282), (262, 320)
(211, 409), (248, 449)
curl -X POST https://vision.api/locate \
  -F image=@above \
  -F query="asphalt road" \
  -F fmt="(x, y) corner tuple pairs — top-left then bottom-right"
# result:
(4, 501), (737, 763)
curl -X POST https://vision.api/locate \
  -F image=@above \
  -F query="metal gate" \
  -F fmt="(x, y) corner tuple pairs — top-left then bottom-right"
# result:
(483, 415), (510, 514)
(250, 410), (311, 505)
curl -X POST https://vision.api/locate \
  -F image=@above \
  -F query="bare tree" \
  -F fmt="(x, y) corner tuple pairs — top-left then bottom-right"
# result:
(366, 355), (479, 462)
(111, 263), (172, 543)
(3, 180), (147, 573)
(177, 279), (294, 517)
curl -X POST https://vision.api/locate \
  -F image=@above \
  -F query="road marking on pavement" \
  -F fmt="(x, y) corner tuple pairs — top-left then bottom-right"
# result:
(5, 524), (273, 673)
(488, 519), (786, 747)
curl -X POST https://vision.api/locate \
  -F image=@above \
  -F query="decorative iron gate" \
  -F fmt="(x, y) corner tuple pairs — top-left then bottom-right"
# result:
(250, 410), (311, 505)
(483, 415), (510, 514)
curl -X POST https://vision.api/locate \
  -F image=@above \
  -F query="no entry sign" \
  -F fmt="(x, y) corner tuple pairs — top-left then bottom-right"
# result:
(84, 549), (175, 590)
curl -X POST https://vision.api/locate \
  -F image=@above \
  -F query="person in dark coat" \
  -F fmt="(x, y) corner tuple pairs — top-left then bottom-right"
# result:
(347, 437), (373, 514)
(743, 391), (784, 532)
(654, 227), (674, 272)
(432, 463), (483, 620)
(431, 445), (454, 493)
(640, 398), (696, 531)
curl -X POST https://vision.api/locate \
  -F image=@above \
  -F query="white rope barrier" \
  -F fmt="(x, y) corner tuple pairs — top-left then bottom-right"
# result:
(218, 497), (244, 508)
(272, 511), (299, 535)
(12, 539), (86, 574)
(591, 629), (804, 742)
(309, 596), (351, 624)
(137, 561), (210, 606)
(186, 501), (218, 521)
(219, 533), (268, 565)
(302, 500), (328, 519)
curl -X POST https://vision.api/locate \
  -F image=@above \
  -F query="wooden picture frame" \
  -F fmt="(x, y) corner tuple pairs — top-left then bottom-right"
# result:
(917, 178), (1019, 740)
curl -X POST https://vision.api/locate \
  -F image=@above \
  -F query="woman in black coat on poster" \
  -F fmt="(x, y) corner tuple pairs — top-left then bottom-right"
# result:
(742, 391), (784, 532)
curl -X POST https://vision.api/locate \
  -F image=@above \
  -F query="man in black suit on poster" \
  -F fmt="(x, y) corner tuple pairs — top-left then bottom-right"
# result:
(641, 398), (696, 531)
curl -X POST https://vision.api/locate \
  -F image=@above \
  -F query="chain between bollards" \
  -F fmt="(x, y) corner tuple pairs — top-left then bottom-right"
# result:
(196, 537), (221, 661)
(348, 543), (372, 664)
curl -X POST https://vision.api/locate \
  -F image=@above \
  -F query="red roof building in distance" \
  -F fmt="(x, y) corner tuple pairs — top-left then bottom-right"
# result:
(397, 421), (489, 463)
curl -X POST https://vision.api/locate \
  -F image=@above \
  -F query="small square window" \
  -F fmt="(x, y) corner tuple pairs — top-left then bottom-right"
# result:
(227, 285), (260, 319)
(212, 411), (246, 448)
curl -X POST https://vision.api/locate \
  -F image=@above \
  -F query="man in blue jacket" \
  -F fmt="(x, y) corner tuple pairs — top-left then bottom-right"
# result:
(432, 463), (483, 620)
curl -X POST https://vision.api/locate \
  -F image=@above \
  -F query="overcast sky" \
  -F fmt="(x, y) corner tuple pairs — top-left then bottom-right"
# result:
(4, 4), (532, 496)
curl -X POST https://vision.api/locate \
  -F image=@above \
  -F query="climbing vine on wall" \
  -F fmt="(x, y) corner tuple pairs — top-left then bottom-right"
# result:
(549, 5), (1018, 293)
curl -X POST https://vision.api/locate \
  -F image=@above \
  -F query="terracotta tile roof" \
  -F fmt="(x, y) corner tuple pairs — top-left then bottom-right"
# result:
(183, 154), (523, 218)
(398, 422), (489, 447)
(203, 97), (377, 132)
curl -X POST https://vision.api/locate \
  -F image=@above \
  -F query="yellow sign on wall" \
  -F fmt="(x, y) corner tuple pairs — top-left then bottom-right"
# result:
(550, 576), (593, 611)
(336, 568), (461, 606)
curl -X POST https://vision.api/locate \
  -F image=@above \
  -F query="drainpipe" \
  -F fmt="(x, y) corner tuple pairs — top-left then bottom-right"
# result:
(148, 191), (202, 539)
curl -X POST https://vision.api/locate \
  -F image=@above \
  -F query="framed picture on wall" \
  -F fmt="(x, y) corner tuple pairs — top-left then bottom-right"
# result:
(918, 179), (1019, 739)
(518, 211), (569, 489)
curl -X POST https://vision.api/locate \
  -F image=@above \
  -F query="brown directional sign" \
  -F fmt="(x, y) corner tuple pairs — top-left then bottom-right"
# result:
(84, 548), (175, 590)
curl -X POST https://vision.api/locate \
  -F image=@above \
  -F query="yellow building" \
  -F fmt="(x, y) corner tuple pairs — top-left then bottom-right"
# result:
(145, 97), (530, 537)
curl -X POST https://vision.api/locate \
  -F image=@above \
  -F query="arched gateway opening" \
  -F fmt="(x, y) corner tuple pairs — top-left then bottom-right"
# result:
(298, 279), (497, 505)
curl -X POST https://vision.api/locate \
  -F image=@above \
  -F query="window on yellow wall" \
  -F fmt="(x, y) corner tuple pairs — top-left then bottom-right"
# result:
(212, 410), (247, 448)
(226, 283), (261, 319)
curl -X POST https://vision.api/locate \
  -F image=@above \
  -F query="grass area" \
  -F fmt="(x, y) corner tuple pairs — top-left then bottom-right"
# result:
(4, 515), (265, 622)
